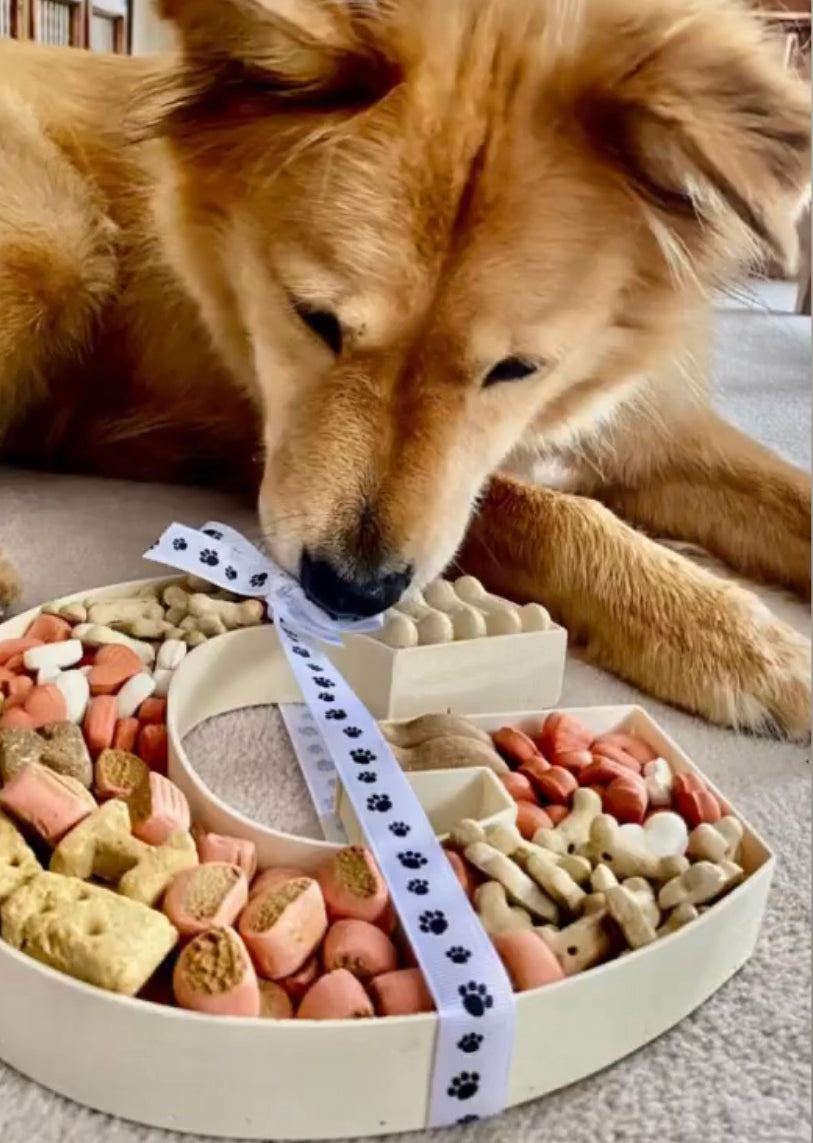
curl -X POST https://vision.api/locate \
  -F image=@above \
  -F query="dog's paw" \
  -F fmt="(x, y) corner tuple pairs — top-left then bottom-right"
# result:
(702, 596), (811, 741)
(0, 553), (20, 620)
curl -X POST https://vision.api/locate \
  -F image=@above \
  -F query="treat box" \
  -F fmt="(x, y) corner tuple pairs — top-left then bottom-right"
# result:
(0, 599), (775, 1141)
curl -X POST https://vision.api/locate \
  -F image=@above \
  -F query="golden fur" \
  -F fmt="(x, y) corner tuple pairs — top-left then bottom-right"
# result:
(0, 0), (810, 735)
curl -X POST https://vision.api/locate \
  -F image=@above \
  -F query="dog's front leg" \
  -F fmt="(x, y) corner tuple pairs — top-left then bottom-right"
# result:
(457, 475), (810, 739)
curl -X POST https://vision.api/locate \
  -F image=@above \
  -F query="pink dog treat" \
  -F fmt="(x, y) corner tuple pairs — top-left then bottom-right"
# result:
(24, 684), (68, 729)
(88, 645), (144, 696)
(258, 979), (295, 1020)
(499, 772), (538, 804)
(297, 969), (374, 1020)
(84, 696), (117, 756)
(579, 757), (637, 787)
(590, 736), (645, 774)
(323, 920), (399, 981)
(249, 866), (309, 899)
(603, 775), (648, 825)
(137, 724), (168, 774)
(0, 709), (35, 731)
(516, 801), (554, 839)
(0, 762), (95, 845)
(445, 849), (475, 898)
(196, 830), (258, 881)
(128, 771), (191, 846)
(239, 875), (328, 980)
(317, 847), (389, 925)
(494, 929), (565, 992)
(517, 756), (552, 790)
(25, 615), (73, 643)
(537, 713), (593, 772)
(491, 727), (541, 768)
(0, 639), (42, 666)
(94, 748), (149, 800)
(370, 969), (435, 1017)
(5, 677), (34, 709)
(112, 718), (140, 754)
(280, 955), (320, 1003)
(592, 733), (657, 767)
(163, 863), (249, 938)
(173, 927), (260, 1017)
(545, 805), (569, 826)
(138, 697), (167, 726)
(532, 766), (578, 806)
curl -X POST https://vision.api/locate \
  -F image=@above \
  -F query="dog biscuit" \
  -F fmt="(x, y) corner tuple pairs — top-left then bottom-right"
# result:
(0, 811), (41, 902)
(493, 929), (565, 991)
(0, 763), (96, 846)
(316, 846), (390, 925)
(128, 771), (191, 845)
(369, 968), (435, 1016)
(239, 875), (328, 979)
(474, 881), (533, 936)
(298, 968), (374, 1020)
(322, 919), (399, 980)
(117, 831), (199, 906)
(163, 863), (249, 937)
(538, 910), (615, 976)
(173, 927), (260, 1017)
(50, 798), (146, 881)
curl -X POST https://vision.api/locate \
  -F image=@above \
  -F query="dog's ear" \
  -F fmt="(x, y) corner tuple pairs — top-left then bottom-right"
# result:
(147, 0), (398, 125)
(564, 0), (811, 268)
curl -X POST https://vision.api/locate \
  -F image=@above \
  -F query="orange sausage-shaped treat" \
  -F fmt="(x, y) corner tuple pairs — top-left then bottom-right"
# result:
(674, 774), (722, 827)
(516, 801), (554, 839)
(25, 614), (73, 643)
(603, 775), (648, 825)
(532, 766), (578, 806)
(138, 697), (167, 726)
(322, 920), (399, 981)
(239, 875), (328, 980)
(317, 847), (389, 925)
(163, 864), (249, 938)
(499, 772), (538, 804)
(369, 968), (435, 1016)
(579, 757), (636, 787)
(592, 733), (658, 767)
(196, 830), (258, 881)
(89, 645), (144, 696)
(494, 930), (565, 991)
(24, 684), (68, 729)
(537, 713), (593, 772)
(491, 727), (541, 768)
(173, 928), (260, 1017)
(84, 696), (117, 756)
(297, 969), (374, 1020)
(112, 717), (140, 753)
(137, 724), (168, 774)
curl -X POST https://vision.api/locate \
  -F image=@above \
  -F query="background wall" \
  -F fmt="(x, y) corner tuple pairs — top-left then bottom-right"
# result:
(131, 0), (171, 54)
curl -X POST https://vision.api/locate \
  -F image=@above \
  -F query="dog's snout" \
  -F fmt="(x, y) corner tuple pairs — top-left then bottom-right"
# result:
(300, 552), (412, 620)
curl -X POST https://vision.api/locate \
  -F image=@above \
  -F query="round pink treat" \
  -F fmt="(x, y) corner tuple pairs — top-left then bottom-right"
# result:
(129, 771), (190, 845)
(239, 875), (328, 980)
(297, 969), (373, 1020)
(369, 969), (435, 1016)
(196, 831), (257, 881)
(258, 980), (295, 1020)
(0, 762), (93, 846)
(163, 863), (249, 938)
(173, 928), (260, 1017)
(323, 920), (399, 980)
(249, 866), (309, 899)
(494, 929), (565, 991)
(316, 846), (389, 924)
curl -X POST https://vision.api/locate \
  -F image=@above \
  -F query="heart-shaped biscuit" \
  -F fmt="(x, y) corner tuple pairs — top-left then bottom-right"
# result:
(617, 812), (689, 859)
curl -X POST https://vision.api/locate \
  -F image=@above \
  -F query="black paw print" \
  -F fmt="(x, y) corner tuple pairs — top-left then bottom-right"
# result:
(419, 910), (448, 936)
(307, 744), (323, 756)
(357, 771), (377, 784)
(389, 821), (411, 838)
(291, 647), (311, 659)
(172, 538), (188, 552)
(343, 727), (363, 739)
(398, 851), (427, 871)
(459, 983), (494, 1018)
(317, 692), (335, 703)
(447, 946), (472, 965)
(367, 794), (392, 813)
(199, 549), (219, 568)
(250, 573), (268, 588)
(448, 1072), (480, 1102)
(316, 759), (334, 773)
(203, 528), (224, 540)
(350, 749), (376, 765)
(307, 663), (325, 672)
(225, 566), (238, 581)
(457, 1033), (483, 1055)
(324, 709), (347, 721)
(313, 677), (334, 689)
(298, 726), (318, 738)
(407, 878), (429, 896)
(458, 1115), (480, 1125)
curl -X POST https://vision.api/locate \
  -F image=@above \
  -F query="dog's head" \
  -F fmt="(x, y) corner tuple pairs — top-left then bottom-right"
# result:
(147, 0), (809, 617)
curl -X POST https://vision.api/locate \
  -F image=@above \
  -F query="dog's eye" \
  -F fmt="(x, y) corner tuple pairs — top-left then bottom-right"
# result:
(484, 357), (540, 387)
(294, 302), (343, 355)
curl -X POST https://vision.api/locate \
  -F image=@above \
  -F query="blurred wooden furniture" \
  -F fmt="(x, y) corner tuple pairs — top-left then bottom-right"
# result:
(0, 0), (129, 51)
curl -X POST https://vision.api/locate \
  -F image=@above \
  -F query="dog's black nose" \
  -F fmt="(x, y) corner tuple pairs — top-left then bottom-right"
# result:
(300, 553), (412, 620)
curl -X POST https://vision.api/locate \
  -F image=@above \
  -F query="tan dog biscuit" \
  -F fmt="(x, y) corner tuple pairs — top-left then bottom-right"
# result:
(0, 723), (92, 788)
(464, 841), (559, 924)
(474, 881), (533, 936)
(50, 799), (147, 881)
(2, 871), (178, 995)
(0, 811), (41, 902)
(538, 911), (615, 976)
(118, 832), (199, 906)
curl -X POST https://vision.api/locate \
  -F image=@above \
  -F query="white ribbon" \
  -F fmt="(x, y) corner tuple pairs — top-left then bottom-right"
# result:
(145, 523), (516, 1129)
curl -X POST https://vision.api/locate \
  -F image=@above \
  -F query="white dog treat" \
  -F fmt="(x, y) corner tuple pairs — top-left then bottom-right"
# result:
(524, 851), (586, 915)
(55, 670), (91, 724)
(586, 815), (690, 882)
(50, 799), (147, 882)
(180, 612), (228, 638)
(23, 639), (83, 673)
(486, 824), (592, 886)
(617, 812), (689, 860)
(394, 736), (509, 775)
(519, 603), (552, 632)
(657, 902), (700, 938)
(151, 669), (174, 698)
(658, 860), (744, 911)
(381, 714), (492, 750)
(183, 630), (208, 648)
(72, 625), (155, 666)
(37, 666), (62, 686)
(538, 911), (614, 976)
(464, 841), (559, 924)
(590, 863), (619, 893)
(157, 639), (188, 671)
(88, 598), (164, 627)
(163, 585), (191, 613)
(449, 819), (487, 849)
(687, 817), (745, 863)
(0, 812), (41, 903)
(188, 594), (265, 630)
(117, 832), (199, 906)
(375, 614), (420, 649)
(44, 602), (87, 625)
(606, 884), (658, 950)
(452, 576), (523, 636)
(116, 673), (157, 720)
(1, 872), (178, 996)
(422, 581), (489, 640)
(474, 881), (534, 936)
(534, 788), (604, 855)
(643, 758), (675, 808)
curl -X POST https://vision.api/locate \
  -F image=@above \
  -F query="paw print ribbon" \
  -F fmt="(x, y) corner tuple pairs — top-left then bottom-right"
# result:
(145, 522), (516, 1129)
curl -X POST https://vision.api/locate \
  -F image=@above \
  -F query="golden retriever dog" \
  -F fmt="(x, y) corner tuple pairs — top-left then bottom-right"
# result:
(0, 0), (810, 736)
